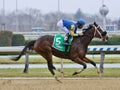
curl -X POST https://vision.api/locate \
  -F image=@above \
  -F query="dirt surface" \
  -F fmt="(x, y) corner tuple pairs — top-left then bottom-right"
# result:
(0, 77), (120, 90)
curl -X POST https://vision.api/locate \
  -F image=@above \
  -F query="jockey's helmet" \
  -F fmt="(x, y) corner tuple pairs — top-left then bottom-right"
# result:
(77, 19), (86, 25)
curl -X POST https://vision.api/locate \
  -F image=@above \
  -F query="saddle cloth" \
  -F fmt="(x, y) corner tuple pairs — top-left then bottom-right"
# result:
(52, 34), (73, 52)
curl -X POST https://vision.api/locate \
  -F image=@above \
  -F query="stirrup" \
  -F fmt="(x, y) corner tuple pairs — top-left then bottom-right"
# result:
(64, 42), (69, 45)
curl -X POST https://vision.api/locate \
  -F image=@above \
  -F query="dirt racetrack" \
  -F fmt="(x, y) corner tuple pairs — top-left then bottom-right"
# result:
(0, 77), (120, 90)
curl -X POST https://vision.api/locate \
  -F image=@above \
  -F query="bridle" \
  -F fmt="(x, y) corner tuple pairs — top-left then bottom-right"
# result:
(93, 25), (104, 39)
(82, 24), (107, 39)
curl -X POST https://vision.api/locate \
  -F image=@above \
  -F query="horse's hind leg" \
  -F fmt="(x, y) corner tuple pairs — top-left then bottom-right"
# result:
(47, 58), (61, 82)
(47, 60), (56, 75)
(83, 57), (100, 73)
(41, 53), (56, 75)
(72, 57), (87, 76)
(41, 52), (61, 81)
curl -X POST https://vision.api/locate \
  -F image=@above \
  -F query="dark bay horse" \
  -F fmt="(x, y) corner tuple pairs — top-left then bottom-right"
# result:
(11, 22), (108, 80)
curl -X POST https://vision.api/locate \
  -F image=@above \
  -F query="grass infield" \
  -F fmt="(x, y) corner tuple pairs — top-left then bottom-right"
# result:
(0, 68), (120, 77)
(0, 54), (120, 64)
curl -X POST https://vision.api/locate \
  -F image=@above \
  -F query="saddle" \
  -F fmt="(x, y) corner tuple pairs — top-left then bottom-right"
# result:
(52, 34), (73, 52)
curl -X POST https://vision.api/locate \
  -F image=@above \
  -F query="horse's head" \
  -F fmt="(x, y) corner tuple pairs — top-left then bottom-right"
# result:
(82, 22), (108, 41)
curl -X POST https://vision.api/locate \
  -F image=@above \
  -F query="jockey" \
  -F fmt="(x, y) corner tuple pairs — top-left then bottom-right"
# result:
(57, 19), (85, 45)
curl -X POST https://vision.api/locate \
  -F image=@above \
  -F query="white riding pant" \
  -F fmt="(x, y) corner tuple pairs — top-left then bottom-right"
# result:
(57, 19), (69, 34)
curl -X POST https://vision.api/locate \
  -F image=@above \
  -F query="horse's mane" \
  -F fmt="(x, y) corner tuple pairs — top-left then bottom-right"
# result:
(82, 24), (93, 34)
(77, 24), (94, 42)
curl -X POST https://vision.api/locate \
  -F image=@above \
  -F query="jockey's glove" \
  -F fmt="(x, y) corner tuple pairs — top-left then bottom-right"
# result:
(78, 32), (83, 36)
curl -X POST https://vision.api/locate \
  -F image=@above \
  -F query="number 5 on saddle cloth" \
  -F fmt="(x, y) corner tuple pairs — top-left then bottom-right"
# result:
(52, 34), (73, 52)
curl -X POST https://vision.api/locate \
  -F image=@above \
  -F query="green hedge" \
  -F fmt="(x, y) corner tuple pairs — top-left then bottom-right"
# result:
(107, 35), (120, 45)
(0, 31), (13, 46)
(90, 35), (120, 45)
(25, 35), (120, 46)
(12, 34), (25, 46)
(0, 31), (120, 46)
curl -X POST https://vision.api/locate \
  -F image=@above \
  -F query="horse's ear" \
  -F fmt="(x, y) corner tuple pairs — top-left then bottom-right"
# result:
(94, 22), (96, 25)
(94, 22), (97, 26)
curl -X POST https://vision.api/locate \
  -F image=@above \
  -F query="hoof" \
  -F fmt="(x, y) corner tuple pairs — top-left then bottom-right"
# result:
(72, 72), (78, 76)
(57, 68), (65, 75)
(54, 75), (62, 83)
(97, 71), (100, 74)
(9, 57), (18, 61)
(97, 68), (101, 74)
(57, 68), (63, 73)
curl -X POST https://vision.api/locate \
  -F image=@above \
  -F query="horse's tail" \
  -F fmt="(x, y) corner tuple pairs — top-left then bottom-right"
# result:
(10, 40), (36, 61)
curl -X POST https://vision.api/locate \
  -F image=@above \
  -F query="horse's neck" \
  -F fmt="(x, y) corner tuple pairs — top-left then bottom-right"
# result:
(81, 35), (93, 47)
(73, 36), (93, 48)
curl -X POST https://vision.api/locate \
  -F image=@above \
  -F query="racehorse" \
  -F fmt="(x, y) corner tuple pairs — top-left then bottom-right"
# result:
(10, 22), (108, 80)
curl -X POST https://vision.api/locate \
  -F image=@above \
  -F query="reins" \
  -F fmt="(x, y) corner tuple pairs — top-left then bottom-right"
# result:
(82, 24), (105, 39)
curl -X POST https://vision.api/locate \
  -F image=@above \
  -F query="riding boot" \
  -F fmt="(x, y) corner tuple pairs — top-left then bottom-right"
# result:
(64, 33), (70, 45)
(64, 33), (70, 52)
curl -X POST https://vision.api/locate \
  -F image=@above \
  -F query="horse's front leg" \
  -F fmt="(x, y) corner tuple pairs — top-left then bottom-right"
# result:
(83, 57), (100, 74)
(72, 57), (87, 76)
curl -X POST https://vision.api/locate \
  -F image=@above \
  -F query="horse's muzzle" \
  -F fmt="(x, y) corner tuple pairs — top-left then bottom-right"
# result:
(102, 35), (108, 41)
(102, 31), (107, 36)
(101, 31), (108, 41)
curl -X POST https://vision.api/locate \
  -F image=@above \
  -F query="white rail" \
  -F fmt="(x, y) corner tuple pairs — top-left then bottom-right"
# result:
(0, 45), (120, 73)
(0, 45), (120, 53)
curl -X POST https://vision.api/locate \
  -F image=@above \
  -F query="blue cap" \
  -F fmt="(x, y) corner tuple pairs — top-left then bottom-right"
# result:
(77, 19), (85, 25)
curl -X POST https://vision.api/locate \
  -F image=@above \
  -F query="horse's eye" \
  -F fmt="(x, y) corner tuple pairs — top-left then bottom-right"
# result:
(102, 31), (107, 36)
